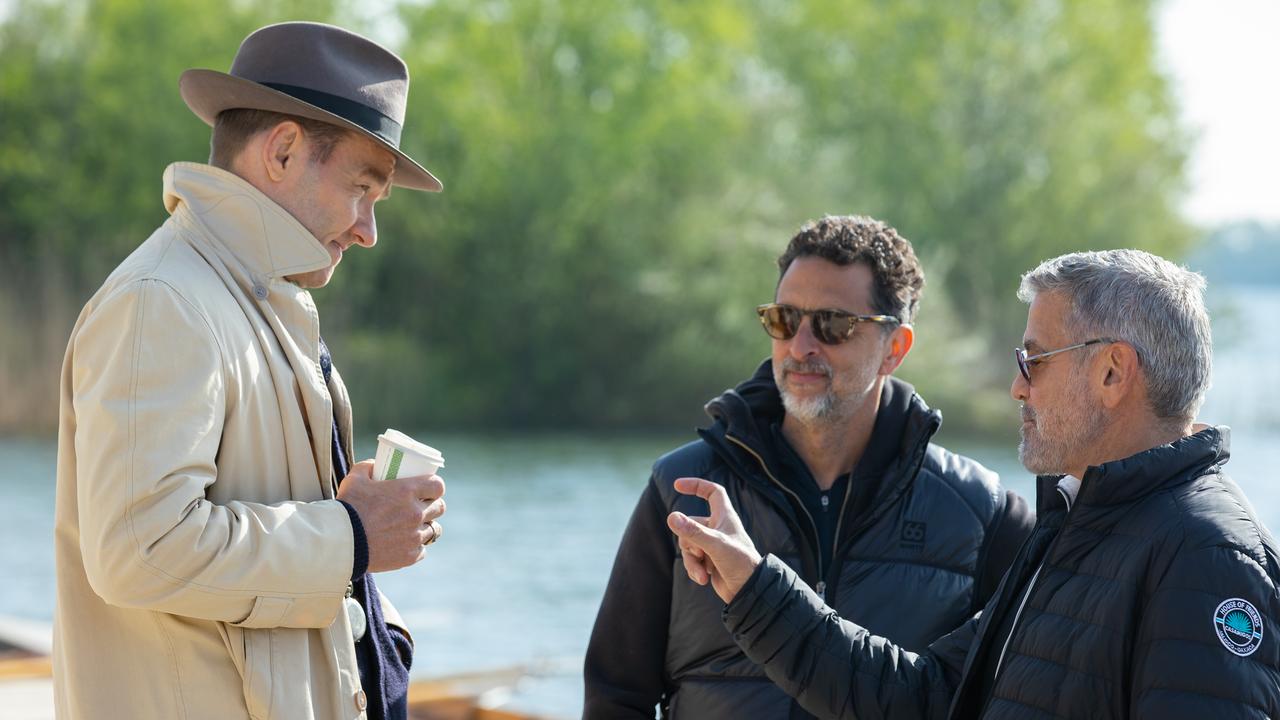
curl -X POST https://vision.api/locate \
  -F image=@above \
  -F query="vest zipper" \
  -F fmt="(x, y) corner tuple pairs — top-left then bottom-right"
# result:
(828, 476), (855, 593)
(991, 484), (1076, 681)
(725, 433), (825, 593)
(827, 430), (934, 600)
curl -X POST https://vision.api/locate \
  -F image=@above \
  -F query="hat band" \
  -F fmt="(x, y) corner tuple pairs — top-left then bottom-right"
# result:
(261, 82), (403, 148)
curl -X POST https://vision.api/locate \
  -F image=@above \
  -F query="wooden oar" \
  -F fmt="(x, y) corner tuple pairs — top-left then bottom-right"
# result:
(0, 655), (52, 680)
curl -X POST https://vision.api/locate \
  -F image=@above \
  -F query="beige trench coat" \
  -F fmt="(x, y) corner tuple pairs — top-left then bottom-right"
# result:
(53, 162), (404, 719)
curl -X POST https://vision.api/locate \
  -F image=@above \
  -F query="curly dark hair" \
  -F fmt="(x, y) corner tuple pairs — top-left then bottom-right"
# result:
(777, 215), (925, 325)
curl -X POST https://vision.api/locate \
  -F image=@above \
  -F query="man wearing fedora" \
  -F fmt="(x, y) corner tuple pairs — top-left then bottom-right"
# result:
(53, 22), (442, 719)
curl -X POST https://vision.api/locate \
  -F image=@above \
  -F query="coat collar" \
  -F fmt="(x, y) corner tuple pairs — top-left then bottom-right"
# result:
(1034, 425), (1230, 513)
(162, 162), (331, 282)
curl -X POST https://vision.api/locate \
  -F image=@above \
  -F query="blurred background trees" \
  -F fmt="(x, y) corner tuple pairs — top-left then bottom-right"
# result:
(0, 0), (1193, 436)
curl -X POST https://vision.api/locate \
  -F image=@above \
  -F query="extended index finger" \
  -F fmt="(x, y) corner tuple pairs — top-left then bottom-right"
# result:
(673, 477), (733, 517)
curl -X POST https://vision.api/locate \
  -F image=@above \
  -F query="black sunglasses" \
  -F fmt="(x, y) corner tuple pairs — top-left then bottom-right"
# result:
(1014, 338), (1115, 382)
(756, 303), (900, 346)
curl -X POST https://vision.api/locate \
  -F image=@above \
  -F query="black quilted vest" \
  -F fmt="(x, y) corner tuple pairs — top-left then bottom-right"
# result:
(653, 365), (1009, 718)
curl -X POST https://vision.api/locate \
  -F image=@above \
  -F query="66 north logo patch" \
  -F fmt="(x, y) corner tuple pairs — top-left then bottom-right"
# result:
(1214, 598), (1264, 657)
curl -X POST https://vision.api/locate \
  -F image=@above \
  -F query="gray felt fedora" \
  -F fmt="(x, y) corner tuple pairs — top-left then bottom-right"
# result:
(180, 21), (441, 192)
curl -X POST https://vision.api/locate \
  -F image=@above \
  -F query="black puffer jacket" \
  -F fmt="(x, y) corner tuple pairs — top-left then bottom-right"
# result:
(585, 362), (1035, 718)
(725, 426), (1280, 719)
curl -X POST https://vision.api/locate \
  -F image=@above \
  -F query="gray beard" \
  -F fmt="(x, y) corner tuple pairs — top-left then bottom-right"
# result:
(781, 386), (852, 426)
(1018, 401), (1107, 475)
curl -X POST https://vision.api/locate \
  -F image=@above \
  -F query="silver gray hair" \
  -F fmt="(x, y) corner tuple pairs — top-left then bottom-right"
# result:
(1017, 249), (1212, 424)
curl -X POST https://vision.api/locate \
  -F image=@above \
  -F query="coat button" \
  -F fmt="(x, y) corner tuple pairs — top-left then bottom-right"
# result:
(354, 690), (367, 711)
(253, 284), (269, 300)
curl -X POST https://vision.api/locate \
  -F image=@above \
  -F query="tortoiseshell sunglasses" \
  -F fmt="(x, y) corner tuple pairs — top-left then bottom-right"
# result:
(756, 303), (900, 346)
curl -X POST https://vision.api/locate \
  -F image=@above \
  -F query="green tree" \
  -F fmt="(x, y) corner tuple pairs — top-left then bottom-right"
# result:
(328, 0), (785, 430)
(744, 0), (1193, 425)
(0, 0), (1192, 436)
(0, 0), (345, 430)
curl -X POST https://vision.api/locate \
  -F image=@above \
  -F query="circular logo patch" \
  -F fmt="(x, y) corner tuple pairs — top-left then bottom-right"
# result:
(1214, 598), (1264, 657)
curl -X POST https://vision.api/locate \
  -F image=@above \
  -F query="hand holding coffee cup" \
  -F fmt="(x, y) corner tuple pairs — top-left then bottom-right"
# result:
(373, 429), (445, 481)
(375, 429), (446, 548)
(336, 429), (447, 573)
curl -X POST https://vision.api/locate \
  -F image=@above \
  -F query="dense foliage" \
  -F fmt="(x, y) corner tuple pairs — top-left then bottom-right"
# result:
(0, 0), (1192, 434)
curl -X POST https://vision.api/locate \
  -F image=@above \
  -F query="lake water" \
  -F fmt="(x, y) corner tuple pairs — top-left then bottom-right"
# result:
(2, 285), (1277, 719)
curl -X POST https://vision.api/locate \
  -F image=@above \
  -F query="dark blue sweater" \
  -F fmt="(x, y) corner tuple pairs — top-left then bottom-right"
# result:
(321, 337), (413, 720)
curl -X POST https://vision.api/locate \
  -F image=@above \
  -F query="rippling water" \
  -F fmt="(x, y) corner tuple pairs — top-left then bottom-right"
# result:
(3, 286), (1277, 719)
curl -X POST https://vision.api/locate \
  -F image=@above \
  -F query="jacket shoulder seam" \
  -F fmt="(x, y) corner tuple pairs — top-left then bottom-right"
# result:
(1168, 475), (1271, 563)
(652, 441), (720, 484)
(1149, 543), (1278, 594)
(915, 461), (986, 526)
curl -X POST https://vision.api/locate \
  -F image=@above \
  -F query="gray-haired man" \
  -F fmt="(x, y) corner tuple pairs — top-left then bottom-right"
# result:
(668, 249), (1280, 719)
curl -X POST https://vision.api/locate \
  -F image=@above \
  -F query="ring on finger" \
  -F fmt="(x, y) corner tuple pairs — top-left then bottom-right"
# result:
(423, 520), (443, 546)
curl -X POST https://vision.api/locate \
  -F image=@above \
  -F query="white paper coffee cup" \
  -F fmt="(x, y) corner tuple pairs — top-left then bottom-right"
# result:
(372, 429), (445, 481)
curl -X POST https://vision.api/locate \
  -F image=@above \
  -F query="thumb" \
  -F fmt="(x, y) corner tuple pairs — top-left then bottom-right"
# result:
(668, 511), (725, 552)
(337, 461), (374, 496)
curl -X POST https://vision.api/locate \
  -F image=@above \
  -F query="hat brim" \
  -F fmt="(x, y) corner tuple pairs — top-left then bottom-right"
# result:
(180, 68), (442, 192)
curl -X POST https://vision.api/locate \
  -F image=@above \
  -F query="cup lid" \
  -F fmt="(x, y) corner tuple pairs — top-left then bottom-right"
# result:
(377, 429), (444, 466)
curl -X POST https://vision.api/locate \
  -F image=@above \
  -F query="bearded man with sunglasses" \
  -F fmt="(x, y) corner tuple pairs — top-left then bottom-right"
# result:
(584, 216), (1035, 718)
(665, 249), (1280, 719)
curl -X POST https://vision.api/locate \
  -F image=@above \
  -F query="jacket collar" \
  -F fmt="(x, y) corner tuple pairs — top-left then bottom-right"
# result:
(703, 359), (784, 458)
(1034, 425), (1230, 514)
(163, 162), (331, 282)
(701, 359), (941, 490)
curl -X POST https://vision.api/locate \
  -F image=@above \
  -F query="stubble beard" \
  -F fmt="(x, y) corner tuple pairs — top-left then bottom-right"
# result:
(1018, 367), (1107, 476)
(776, 358), (857, 427)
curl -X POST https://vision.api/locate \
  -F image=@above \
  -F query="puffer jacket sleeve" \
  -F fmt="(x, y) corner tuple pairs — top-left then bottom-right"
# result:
(71, 280), (352, 628)
(724, 554), (972, 720)
(1129, 540), (1280, 718)
(584, 477), (674, 718)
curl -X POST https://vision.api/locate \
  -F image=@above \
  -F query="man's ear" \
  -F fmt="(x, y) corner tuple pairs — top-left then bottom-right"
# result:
(1098, 340), (1142, 409)
(879, 324), (914, 375)
(259, 120), (305, 183)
